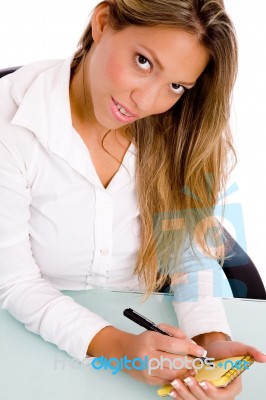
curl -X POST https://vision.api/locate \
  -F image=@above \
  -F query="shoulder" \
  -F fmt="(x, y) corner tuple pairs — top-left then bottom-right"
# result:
(0, 59), (64, 107)
(0, 57), (74, 171)
(0, 59), (65, 138)
(0, 60), (62, 165)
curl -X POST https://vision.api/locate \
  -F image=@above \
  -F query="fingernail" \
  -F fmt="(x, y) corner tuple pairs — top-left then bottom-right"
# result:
(183, 377), (193, 387)
(169, 391), (177, 398)
(196, 348), (207, 358)
(171, 379), (181, 390)
(199, 381), (208, 390)
(190, 369), (198, 376)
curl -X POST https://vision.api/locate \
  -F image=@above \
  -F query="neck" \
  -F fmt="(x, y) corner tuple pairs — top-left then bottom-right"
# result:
(70, 55), (104, 137)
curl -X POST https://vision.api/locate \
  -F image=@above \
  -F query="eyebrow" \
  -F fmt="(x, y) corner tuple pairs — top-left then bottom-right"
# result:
(138, 44), (196, 87)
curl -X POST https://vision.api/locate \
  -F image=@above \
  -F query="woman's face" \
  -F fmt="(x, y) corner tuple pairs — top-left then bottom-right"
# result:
(84, 7), (209, 132)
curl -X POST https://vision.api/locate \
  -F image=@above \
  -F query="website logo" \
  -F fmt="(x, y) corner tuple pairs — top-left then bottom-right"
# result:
(53, 355), (252, 375)
(88, 356), (252, 375)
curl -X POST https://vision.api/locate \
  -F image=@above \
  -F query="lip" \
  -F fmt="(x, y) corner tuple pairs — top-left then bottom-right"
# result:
(111, 98), (138, 123)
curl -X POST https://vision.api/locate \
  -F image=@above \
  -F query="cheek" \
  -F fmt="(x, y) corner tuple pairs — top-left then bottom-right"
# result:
(102, 52), (132, 92)
(155, 96), (180, 115)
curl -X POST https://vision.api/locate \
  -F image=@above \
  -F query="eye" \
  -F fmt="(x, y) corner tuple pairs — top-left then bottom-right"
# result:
(169, 83), (185, 95)
(135, 54), (152, 72)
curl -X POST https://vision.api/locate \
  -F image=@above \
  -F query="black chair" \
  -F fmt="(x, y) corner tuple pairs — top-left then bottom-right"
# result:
(0, 66), (21, 79)
(1, 66), (265, 300)
(160, 227), (266, 300)
(221, 228), (266, 299)
(160, 229), (266, 300)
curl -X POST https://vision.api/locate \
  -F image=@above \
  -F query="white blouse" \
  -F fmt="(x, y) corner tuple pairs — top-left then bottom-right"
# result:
(0, 57), (232, 361)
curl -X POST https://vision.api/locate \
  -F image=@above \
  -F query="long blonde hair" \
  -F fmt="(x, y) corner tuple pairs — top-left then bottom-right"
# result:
(71, 0), (238, 293)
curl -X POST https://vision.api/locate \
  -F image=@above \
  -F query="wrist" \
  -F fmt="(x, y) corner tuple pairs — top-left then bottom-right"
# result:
(87, 326), (135, 359)
(192, 331), (231, 349)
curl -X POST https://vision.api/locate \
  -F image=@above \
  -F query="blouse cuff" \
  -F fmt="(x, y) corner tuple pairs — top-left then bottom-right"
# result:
(173, 296), (232, 340)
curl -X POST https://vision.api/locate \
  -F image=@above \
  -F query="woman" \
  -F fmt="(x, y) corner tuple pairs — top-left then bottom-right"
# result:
(0, 0), (265, 399)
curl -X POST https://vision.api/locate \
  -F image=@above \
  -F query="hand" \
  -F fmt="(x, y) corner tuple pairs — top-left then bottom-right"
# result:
(87, 324), (208, 385)
(121, 323), (207, 385)
(192, 331), (266, 364)
(169, 339), (266, 399)
(169, 375), (242, 400)
(203, 339), (266, 364)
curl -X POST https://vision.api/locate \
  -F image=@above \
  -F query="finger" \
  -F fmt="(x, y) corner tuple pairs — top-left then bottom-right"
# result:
(150, 366), (196, 382)
(225, 376), (242, 396)
(147, 355), (190, 379)
(157, 323), (188, 339)
(150, 352), (195, 368)
(170, 379), (207, 400)
(145, 374), (174, 386)
(212, 340), (266, 362)
(168, 389), (185, 400)
(148, 352), (198, 381)
(182, 377), (212, 399)
(193, 376), (242, 399)
(245, 347), (266, 363)
(155, 335), (207, 358)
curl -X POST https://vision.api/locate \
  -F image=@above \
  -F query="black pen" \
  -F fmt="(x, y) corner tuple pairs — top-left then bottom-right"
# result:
(123, 308), (207, 360)
(123, 308), (174, 336)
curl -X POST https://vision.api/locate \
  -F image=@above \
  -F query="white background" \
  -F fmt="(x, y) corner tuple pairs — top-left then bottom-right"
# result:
(1, 1), (265, 284)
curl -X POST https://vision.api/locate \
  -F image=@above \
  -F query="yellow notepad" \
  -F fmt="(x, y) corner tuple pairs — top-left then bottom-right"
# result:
(157, 355), (254, 397)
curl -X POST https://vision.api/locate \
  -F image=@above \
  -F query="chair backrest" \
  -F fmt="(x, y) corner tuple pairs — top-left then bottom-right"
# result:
(0, 66), (21, 79)
(221, 228), (266, 299)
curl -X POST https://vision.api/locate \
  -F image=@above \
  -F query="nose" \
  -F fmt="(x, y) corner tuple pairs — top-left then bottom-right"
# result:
(130, 82), (161, 115)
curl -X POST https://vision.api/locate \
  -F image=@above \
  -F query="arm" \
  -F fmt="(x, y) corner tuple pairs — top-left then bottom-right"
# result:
(0, 137), (110, 361)
(193, 331), (230, 348)
(172, 241), (233, 341)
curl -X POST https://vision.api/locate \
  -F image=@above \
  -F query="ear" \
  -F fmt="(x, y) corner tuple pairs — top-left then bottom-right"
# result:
(91, 3), (111, 43)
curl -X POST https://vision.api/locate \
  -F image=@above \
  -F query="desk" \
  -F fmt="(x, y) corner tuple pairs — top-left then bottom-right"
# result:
(0, 290), (265, 399)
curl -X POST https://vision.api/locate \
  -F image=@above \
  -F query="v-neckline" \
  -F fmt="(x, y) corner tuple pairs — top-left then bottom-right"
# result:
(72, 127), (136, 190)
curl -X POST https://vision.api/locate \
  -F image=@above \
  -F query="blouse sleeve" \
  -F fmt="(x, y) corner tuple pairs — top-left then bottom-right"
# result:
(172, 241), (233, 339)
(0, 138), (111, 361)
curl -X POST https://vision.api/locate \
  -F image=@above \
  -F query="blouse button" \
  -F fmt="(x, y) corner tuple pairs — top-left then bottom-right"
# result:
(100, 249), (109, 256)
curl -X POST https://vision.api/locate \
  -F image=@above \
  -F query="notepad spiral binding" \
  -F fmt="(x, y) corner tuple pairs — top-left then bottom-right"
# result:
(219, 355), (254, 383)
